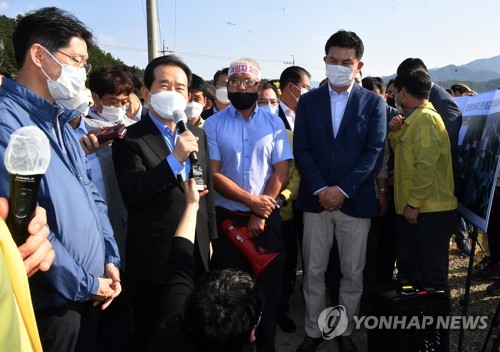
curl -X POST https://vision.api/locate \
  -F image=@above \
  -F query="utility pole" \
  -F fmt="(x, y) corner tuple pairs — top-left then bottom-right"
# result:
(146, 0), (158, 63)
(283, 55), (295, 66)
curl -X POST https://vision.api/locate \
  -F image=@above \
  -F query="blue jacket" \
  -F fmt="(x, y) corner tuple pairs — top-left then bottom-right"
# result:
(294, 83), (387, 219)
(0, 78), (120, 309)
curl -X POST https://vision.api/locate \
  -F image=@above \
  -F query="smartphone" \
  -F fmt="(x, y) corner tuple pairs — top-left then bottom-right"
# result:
(88, 124), (127, 144)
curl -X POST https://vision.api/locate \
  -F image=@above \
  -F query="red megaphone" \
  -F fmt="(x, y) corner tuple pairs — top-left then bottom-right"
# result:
(220, 219), (279, 279)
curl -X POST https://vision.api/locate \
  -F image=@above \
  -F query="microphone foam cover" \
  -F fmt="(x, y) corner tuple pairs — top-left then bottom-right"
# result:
(172, 109), (188, 124)
(4, 126), (51, 175)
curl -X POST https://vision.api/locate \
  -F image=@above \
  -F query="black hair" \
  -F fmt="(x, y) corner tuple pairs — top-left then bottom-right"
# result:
(396, 58), (428, 75)
(88, 67), (134, 98)
(13, 7), (93, 69)
(279, 66), (311, 92)
(115, 65), (143, 95)
(362, 76), (385, 94)
(143, 55), (192, 90)
(182, 269), (262, 352)
(190, 73), (209, 97)
(324, 30), (364, 60)
(260, 82), (280, 99)
(394, 69), (431, 100)
(213, 68), (229, 86)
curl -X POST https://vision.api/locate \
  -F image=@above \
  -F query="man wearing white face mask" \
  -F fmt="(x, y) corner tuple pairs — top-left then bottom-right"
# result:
(201, 67), (230, 119)
(186, 73), (209, 128)
(294, 30), (386, 352)
(0, 7), (122, 352)
(85, 67), (136, 128)
(112, 55), (217, 350)
(278, 66), (311, 131)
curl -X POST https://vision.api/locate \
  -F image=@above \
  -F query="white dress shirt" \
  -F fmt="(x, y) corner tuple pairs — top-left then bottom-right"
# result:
(279, 101), (295, 131)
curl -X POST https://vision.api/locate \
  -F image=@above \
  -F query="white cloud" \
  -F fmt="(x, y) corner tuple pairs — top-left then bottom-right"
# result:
(0, 2), (10, 9)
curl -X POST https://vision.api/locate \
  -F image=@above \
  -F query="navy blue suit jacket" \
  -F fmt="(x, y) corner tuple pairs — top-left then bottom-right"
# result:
(429, 83), (462, 194)
(294, 83), (387, 218)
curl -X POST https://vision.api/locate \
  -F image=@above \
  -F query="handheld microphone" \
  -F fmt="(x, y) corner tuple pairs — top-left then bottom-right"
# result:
(172, 109), (198, 163)
(4, 126), (51, 246)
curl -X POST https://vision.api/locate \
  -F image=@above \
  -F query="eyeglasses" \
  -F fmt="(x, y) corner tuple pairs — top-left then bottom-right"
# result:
(55, 50), (92, 74)
(228, 78), (260, 88)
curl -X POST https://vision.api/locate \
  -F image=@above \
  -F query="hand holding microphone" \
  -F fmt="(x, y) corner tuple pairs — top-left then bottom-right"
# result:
(172, 109), (198, 163)
(4, 126), (51, 246)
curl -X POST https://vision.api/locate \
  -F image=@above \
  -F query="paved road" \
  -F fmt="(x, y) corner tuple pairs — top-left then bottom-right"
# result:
(275, 275), (368, 352)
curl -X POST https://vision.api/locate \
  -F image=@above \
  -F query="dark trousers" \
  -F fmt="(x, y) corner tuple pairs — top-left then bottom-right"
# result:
(129, 246), (205, 351)
(211, 207), (284, 351)
(377, 191), (398, 282)
(277, 218), (298, 316)
(396, 209), (458, 293)
(129, 279), (167, 351)
(98, 271), (132, 352)
(35, 301), (100, 352)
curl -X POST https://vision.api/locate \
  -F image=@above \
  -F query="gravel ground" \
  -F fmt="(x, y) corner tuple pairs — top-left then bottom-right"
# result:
(274, 244), (500, 352)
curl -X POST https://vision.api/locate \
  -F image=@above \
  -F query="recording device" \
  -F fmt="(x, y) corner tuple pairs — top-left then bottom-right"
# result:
(4, 126), (51, 246)
(220, 219), (279, 279)
(172, 109), (198, 163)
(87, 123), (127, 144)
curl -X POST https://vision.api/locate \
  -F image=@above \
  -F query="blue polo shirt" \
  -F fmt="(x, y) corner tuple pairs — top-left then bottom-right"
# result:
(203, 104), (293, 212)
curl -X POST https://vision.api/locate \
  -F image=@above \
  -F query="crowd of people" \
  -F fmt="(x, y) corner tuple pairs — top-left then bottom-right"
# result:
(0, 6), (498, 352)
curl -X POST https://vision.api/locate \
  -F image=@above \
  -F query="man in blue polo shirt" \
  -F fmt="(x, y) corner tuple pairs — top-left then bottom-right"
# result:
(203, 57), (293, 352)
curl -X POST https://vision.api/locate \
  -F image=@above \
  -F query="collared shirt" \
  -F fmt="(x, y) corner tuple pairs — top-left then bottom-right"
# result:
(279, 100), (295, 131)
(328, 82), (354, 137)
(203, 104), (293, 212)
(149, 113), (191, 181)
(72, 115), (107, 200)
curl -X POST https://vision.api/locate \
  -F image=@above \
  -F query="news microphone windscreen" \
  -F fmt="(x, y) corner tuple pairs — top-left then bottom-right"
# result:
(172, 109), (188, 125)
(4, 126), (51, 175)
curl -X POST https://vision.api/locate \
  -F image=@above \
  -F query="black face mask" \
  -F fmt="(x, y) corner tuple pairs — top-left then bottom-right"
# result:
(228, 92), (258, 110)
(386, 97), (396, 108)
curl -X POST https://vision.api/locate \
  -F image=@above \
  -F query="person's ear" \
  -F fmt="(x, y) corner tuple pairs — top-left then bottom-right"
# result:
(30, 43), (45, 69)
(141, 86), (151, 104)
(357, 61), (364, 72)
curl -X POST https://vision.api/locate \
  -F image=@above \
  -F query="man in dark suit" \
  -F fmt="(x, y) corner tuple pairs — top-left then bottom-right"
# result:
(294, 30), (386, 352)
(112, 55), (217, 350)
(273, 65), (311, 334)
(278, 66), (311, 131)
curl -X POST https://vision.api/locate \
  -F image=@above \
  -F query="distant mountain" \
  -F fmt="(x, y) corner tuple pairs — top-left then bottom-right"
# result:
(380, 55), (500, 92)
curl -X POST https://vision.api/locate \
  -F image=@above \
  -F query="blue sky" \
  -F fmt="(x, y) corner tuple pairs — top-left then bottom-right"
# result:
(3, 0), (500, 83)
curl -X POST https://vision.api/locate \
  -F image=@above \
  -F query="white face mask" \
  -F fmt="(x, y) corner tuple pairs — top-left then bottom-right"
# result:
(99, 104), (127, 123)
(325, 64), (354, 88)
(150, 91), (188, 120)
(215, 87), (230, 105)
(58, 88), (92, 116)
(260, 103), (279, 115)
(185, 101), (204, 120)
(291, 83), (308, 103)
(41, 47), (87, 101)
(395, 91), (406, 115)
